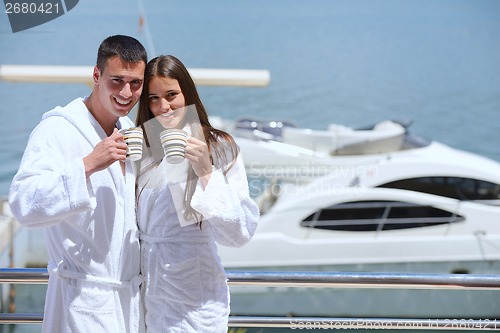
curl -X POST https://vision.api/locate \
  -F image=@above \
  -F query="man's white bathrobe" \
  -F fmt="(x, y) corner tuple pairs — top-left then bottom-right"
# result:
(9, 98), (143, 333)
(137, 141), (259, 332)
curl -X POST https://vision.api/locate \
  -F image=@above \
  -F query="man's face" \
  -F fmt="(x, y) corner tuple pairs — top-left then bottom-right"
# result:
(94, 56), (145, 118)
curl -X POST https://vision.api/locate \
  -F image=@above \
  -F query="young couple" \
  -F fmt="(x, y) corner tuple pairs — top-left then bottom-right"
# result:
(8, 35), (259, 333)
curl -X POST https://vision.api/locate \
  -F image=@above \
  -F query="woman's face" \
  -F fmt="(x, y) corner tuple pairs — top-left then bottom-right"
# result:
(148, 76), (187, 128)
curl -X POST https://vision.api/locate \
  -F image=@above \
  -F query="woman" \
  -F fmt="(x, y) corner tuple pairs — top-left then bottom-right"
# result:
(135, 55), (259, 332)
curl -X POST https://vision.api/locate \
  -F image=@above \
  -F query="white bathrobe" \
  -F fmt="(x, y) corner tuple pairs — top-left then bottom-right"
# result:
(137, 139), (259, 333)
(9, 98), (143, 333)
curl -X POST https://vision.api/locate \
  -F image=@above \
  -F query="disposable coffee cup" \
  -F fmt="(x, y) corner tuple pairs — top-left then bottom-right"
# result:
(119, 127), (144, 161)
(160, 129), (189, 164)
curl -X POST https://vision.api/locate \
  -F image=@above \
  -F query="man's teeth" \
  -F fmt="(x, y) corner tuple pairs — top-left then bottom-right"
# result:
(115, 99), (130, 105)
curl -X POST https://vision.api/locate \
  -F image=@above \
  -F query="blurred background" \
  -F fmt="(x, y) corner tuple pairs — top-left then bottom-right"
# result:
(1, 0), (500, 195)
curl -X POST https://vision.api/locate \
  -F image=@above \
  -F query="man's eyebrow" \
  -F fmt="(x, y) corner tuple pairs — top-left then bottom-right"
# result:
(109, 75), (143, 82)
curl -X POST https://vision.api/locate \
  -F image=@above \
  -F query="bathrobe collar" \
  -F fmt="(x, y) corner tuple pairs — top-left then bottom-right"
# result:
(41, 97), (134, 188)
(41, 97), (133, 144)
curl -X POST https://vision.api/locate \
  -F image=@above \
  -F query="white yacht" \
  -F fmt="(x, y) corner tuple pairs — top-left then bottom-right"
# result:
(214, 117), (500, 319)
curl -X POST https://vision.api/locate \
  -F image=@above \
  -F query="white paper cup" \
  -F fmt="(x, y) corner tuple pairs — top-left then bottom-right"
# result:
(119, 127), (144, 161)
(160, 129), (189, 164)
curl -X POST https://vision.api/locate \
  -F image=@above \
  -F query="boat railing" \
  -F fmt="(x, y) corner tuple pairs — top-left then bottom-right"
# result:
(0, 268), (499, 330)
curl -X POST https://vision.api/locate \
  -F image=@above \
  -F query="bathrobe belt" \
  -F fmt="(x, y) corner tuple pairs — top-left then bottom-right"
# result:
(140, 233), (210, 245)
(48, 260), (143, 289)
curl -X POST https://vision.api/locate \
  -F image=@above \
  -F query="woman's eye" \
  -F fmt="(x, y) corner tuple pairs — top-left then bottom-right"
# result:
(166, 93), (178, 100)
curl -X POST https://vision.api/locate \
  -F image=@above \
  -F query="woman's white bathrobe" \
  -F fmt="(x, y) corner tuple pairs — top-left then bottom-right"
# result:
(9, 98), (143, 333)
(137, 144), (259, 333)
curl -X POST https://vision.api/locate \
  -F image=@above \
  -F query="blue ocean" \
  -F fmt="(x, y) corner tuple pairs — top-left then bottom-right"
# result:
(1, 0), (500, 196)
(0, 0), (499, 332)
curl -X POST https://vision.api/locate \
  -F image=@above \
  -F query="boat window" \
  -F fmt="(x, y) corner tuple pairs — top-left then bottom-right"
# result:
(377, 177), (500, 204)
(300, 200), (465, 232)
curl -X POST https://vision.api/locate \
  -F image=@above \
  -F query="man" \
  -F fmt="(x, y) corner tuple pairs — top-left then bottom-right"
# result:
(9, 35), (147, 332)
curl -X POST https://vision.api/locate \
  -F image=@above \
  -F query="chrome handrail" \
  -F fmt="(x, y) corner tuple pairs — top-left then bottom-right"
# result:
(0, 313), (498, 330)
(0, 268), (499, 330)
(229, 316), (499, 330)
(0, 268), (49, 284)
(226, 270), (500, 290)
(1, 268), (500, 290)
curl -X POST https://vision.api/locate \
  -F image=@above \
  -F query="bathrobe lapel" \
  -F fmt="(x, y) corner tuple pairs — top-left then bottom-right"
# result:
(86, 110), (129, 192)
(44, 98), (133, 191)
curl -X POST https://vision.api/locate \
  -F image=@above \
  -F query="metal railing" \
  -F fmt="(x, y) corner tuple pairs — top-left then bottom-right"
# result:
(0, 268), (499, 330)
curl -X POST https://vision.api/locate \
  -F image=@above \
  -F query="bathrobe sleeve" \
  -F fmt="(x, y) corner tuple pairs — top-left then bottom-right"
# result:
(9, 116), (95, 228)
(190, 153), (259, 248)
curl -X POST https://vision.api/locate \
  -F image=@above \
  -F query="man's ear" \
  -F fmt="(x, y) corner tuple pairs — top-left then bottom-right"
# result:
(93, 66), (100, 85)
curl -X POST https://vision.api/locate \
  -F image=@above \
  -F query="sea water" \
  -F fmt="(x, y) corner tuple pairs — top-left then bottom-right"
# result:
(1, 0), (499, 332)
(1, 0), (500, 196)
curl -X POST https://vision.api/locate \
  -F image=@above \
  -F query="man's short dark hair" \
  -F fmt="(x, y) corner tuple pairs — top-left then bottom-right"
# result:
(96, 35), (148, 72)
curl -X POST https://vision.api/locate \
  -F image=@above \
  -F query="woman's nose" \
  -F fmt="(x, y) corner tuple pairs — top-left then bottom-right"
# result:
(160, 98), (170, 110)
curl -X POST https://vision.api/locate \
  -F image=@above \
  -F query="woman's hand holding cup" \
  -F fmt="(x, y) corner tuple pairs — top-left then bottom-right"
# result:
(185, 137), (212, 187)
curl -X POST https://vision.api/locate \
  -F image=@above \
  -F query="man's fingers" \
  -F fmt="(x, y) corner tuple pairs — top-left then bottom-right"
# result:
(110, 127), (124, 141)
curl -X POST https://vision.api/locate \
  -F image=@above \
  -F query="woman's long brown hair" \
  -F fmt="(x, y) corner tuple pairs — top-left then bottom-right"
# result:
(136, 55), (239, 225)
